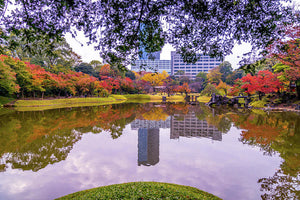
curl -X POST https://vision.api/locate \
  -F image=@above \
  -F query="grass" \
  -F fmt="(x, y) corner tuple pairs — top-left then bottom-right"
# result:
(123, 94), (151, 100)
(9, 93), (209, 111)
(197, 96), (211, 103)
(13, 101), (122, 111)
(56, 182), (221, 200)
(250, 100), (267, 108)
(167, 94), (185, 102)
(14, 97), (118, 107)
(110, 94), (128, 100)
(0, 96), (15, 106)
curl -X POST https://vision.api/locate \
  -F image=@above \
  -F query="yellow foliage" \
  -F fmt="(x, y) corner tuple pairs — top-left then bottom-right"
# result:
(133, 71), (141, 80)
(141, 70), (169, 86)
(216, 80), (231, 95)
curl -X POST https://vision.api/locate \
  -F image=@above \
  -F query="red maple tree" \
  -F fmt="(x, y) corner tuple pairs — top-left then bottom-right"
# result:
(240, 70), (283, 99)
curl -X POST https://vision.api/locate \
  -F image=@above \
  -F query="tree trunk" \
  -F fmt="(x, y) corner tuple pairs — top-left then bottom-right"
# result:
(258, 91), (262, 100)
(296, 80), (300, 100)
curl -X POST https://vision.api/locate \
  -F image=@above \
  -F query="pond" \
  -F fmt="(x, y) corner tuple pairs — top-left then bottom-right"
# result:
(0, 103), (299, 200)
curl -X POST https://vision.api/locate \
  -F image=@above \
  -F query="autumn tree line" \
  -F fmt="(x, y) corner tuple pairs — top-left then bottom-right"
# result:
(0, 25), (299, 100)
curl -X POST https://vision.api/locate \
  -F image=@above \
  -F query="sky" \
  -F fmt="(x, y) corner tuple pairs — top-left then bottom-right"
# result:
(65, 32), (252, 70)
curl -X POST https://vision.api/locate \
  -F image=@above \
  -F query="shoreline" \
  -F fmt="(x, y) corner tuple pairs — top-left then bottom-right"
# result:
(3, 94), (186, 111)
(3, 94), (300, 113)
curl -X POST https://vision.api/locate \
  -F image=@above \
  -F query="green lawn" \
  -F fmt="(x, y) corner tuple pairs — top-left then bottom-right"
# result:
(197, 96), (211, 103)
(14, 97), (118, 107)
(9, 94), (210, 111)
(56, 182), (221, 200)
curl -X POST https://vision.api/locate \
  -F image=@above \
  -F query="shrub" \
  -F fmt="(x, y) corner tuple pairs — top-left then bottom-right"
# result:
(200, 84), (220, 96)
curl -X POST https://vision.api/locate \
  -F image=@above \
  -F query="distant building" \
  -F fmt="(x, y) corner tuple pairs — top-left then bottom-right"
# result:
(139, 50), (161, 60)
(171, 51), (223, 78)
(170, 112), (222, 141)
(131, 59), (171, 74)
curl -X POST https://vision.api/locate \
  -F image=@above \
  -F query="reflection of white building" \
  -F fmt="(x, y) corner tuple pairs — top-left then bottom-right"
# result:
(138, 128), (159, 166)
(131, 118), (169, 166)
(171, 113), (222, 141)
(131, 117), (171, 130)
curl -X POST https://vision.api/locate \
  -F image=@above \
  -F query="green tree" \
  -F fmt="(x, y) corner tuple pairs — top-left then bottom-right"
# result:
(196, 72), (207, 81)
(200, 83), (220, 96)
(218, 61), (233, 84)
(1, 56), (33, 98)
(125, 70), (136, 80)
(4, 29), (82, 73)
(207, 67), (222, 85)
(226, 69), (244, 85)
(0, 59), (19, 96)
(75, 63), (98, 77)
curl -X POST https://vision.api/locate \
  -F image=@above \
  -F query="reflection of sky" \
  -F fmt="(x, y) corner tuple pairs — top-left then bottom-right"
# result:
(0, 125), (281, 200)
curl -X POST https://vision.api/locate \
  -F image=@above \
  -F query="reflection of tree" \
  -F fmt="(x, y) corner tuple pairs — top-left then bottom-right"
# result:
(205, 113), (231, 134)
(6, 129), (82, 172)
(0, 104), (137, 172)
(229, 110), (300, 199)
(258, 169), (300, 200)
(141, 107), (169, 121)
(194, 106), (231, 134)
(165, 103), (190, 116)
(136, 103), (190, 121)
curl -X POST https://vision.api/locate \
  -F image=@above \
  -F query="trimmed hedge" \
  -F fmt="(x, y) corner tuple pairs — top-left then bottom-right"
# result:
(56, 182), (221, 200)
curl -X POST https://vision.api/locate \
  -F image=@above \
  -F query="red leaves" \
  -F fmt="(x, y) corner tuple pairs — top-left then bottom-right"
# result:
(176, 82), (191, 94)
(240, 70), (283, 95)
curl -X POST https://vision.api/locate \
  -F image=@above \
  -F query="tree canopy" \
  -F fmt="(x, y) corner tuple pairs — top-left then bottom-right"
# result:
(0, 0), (297, 68)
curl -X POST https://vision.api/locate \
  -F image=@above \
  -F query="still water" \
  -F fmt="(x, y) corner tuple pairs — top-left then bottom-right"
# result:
(0, 103), (299, 200)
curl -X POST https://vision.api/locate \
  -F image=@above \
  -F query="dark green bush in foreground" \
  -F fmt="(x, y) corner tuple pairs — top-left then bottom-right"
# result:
(56, 182), (221, 200)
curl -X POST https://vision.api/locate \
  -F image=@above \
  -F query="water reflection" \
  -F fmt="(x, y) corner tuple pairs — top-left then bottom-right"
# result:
(0, 103), (299, 200)
(170, 113), (222, 141)
(226, 109), (300, 199)
(138, 128), (159, 166)
(0, 104), (138, 172)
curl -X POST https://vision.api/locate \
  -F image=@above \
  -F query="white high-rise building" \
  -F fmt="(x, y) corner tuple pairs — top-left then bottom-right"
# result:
(171, 51), (223, 78)
(131, 59), (171, 74)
